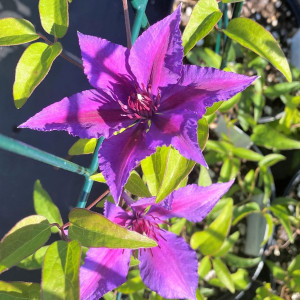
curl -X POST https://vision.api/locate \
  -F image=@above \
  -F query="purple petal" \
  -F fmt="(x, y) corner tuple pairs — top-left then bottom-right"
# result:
(80, 247), (131, 300)
(139, 230), (198, 300)
(160, 66), (257, 117)
(78, 32), (134, 101)
(20, 89), (132, 139)
(99, 122), (155, 204)
(146, 111), (207, 167)
(129, 5), (183, 95)
(158, 181), (234, 222)
(104, 201), (130, 226)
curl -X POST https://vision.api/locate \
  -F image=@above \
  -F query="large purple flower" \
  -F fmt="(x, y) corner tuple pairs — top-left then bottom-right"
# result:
(20, 6), (256, 203)
(79, 180), (234, 300)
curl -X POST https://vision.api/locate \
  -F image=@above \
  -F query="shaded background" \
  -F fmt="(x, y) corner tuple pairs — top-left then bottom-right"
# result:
(0, 0), (172, 281)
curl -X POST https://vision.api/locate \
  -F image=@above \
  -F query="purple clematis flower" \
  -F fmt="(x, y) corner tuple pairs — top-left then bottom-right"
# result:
(79, 180), (234, 300)
(20, 6), (256, 203)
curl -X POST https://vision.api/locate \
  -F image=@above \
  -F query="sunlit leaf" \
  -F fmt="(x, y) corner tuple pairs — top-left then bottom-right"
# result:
(213, 257), (235, 293)
(13, 42), (62, 108)
(198, 164), (212, 187)
(232, 202), (260, 225)
(182, 0), (222, 55)
(232, 147), (263, 161)
(0, 215), (51, 274)
(223, 18), (291, 81)
(264, 82), (300, 99)
(258, 154), (286, 168)
(125, 170), (152, 197)
(198, 256), (211, 279)
(0, 18), (39, 46)
(68, 208), (157, 248)
(34, 180), (63, 233)
(18, 246), (48, 270)
(213, 231), (240, 257)
(68, 138), (97, 155)
(0, 281), (40, 300)
(39, 0), (69, 38)
(225, 253), (261, 268)
(261, 213), (273, 246)
(42, 240), (81, 300)
(197, 118), (209, 150)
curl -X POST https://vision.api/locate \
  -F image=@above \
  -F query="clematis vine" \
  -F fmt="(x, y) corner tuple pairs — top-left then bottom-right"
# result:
(20, 6), (256, 203)
(79, 180), (234, 300)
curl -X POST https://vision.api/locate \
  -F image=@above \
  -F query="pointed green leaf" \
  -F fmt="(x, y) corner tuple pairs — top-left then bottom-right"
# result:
(0, 215), (51, 274)
(255, 283), (284, 300)
(288, 254), (300, 274)
(0, 281), (40, 300)
(39, 0), (69, 38)
(261, 213), (273, 246)
(258, 154), (286, 168)
(141, 146), (194, 202)
(213, 257), (235, 293)
(265, 260), (286, 281)
(251, 124), (300, 150)
(34, 180), (63, 233)
(213, 231), (240, 257)
(90, 172), (106, 183)
(68, 208), (157, 248)
(198, 256), (211, 279)
(225, 253), (261, 268)
(0, 18), (39, 46)
(117, 271), (145, 294)
(68, 138), (97, 155)
(232, 202), (260, 225)
(198, 164), (212, 187)
(125, 170), (152, 197)
(219, 93), (241, 112)
(232, 269), (250, 290)
(182, 0), (222, 55)
(169, 218), (186, 235)
(197, 117), (209, 150)
(232, 147), (263, 161)
(264, 82), (300, 99)
(13, 42), (62, 108)
(191, 199), (233, 255)
(222, 0), (243, 2)
(42, 240), (81, 300)
(205, 101), (224, 116)
(18, 246), (48, 270)
(223, 18), (291, 81)
(219, 157), (240, 182)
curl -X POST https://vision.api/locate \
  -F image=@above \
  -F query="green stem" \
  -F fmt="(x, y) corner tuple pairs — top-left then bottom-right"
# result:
(131, 0), (149, 44)
(76, 137), (104, 208)
(0, 133), (90, 176)
(220, 1), (244, 69)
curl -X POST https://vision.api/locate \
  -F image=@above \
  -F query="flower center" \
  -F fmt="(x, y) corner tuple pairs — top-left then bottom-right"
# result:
(118, 83), (161, 120)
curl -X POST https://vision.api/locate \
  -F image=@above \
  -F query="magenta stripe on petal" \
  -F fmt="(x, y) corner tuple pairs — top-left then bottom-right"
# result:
(80, 247), (131, 300)
(129, 5), (183, 95)
(19, 89), (132, 139)
(99, 122), (155, 204)
(139, 230), (198, 300)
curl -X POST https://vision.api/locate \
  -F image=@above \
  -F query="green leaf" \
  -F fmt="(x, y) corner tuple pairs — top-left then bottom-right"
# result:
(198, 164), (212, 187)
(258, 153), (286, 168)
(222, 0), (243, 2)
(0, 281), (40, 300)
(219, 93), (241, 112)
(182, 0), (222, 55)
(13, 42), (62, 108)
(232, 202), (260, 225)
(270, 204), (294, 242)
(232, 147), (263, 161)
(273, 197), (300, 206)
(198, 256), (211, 279)
(251, 124), (300, 150)
(205, 101), (223, 116)
(191, 199), (233, 255)
(0, 18), (39, 46)
(265, 260), (286, 281)
(68, 138), (97, 155)
(125, 170), (152, 197)
(18, 246), (48, 270)
(288, 254), (300, 274)
(223, 18), (291, 82)
(42, 240), (81, 300)
(213, 231), (240, 257)
(0, 215), (51, 274)
(255, 283), (284, 300)
(231, 269), (250, 290)
(169, 218), (186, 235)
(264, 82), (300, 99)
(39, 0), (69, 38)
(141, 146), (195, 203)
(33, 180), (63, 233)
(187, 47), (221, 68)
(219, 157), (240, 182)
(68, 208), (157, 248)
(197, 118), (209, 150)
(212, 257), (235, 293)
(225, 253), (261, 268)
(90, 172), (106, 183)
(261, 213), (273, 246)
(117, 272), (145, 294)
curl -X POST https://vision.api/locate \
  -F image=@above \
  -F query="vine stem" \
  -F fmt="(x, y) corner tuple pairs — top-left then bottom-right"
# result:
(122, 0), (132, 48)
(38, 34), (84, 70)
